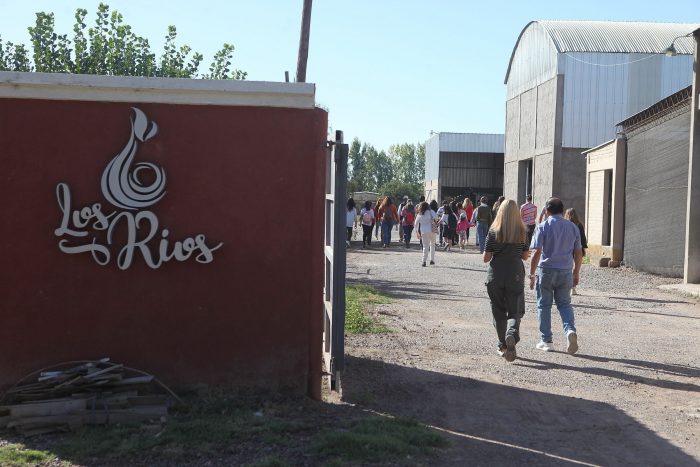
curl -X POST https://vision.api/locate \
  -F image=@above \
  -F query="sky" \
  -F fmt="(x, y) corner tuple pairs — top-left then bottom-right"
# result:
(0, 0), (698, 152)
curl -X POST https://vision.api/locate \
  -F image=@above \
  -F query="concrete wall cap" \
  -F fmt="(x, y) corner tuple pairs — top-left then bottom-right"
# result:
(0, 71), (316, 109)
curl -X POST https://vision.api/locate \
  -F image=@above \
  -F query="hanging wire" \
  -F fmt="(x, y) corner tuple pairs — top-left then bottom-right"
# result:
(562, 52), (662, 67)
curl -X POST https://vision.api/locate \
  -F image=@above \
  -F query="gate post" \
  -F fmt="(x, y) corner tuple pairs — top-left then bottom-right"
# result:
(331, 131), (348, 388)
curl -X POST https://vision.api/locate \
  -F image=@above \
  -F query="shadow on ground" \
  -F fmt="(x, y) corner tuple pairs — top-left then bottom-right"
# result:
(342, 356), (697, 466)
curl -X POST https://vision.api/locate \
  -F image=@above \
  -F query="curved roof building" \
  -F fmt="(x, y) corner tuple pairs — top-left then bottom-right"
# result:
(503, 20), (698, 216)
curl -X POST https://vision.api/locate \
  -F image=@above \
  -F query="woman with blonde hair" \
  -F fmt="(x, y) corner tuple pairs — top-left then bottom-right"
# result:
(483, 199), (530, 362)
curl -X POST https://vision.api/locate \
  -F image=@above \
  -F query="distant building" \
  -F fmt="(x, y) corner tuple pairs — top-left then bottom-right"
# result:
(424, 132), (504, 203)
(351, 191), (379, 207)
(504, 20), (697, 218)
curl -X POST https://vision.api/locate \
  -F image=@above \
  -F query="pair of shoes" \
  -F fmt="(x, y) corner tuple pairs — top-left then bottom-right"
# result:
(442, 244), (448, 251)
(536, 341), (554, 352)
(382, 244), (387, 248)
(504, 335), (517, 362)
(497, 346), (506, 357)
(571, 287), (578, 295)
(421, 262), (426, 267)
(566, 330), (578, 354)
(429, 260), (435, 265)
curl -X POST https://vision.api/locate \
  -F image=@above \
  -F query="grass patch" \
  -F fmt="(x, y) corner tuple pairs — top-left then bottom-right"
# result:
(0, 443), (56, 467)
(345, 284), (392, 334)
(582, 255), (591, 265)
(0, 391), (449, 465)
(315, 416), (448, 464)
(35, 389), (311, 463)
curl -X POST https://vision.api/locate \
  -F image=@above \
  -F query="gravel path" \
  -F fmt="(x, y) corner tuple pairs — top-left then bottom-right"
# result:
(342, 235), (700, 466)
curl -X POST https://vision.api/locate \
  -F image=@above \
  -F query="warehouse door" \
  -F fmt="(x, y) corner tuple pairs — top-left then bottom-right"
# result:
(323, 131), (348, 391)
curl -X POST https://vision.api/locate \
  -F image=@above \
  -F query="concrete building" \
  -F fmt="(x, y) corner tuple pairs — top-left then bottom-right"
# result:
(424, 132), (504, 203)
(685, 27), (700, 284)
(618, 86), (692, 277)
(504, 20), (698, 217)
(582, 138), (626, 263)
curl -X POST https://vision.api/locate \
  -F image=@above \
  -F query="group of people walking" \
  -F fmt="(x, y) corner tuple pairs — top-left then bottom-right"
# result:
(347, 195), (485, 255)
(348, 192), (589, 365)
(483, 195), (587, 362)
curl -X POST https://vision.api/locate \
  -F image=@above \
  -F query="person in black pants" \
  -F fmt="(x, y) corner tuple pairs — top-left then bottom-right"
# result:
(359, 200), (375, 248)
(482, 199), (530, 362)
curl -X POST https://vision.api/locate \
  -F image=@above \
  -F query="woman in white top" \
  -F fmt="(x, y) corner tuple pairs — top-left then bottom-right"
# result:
(359, 200), (375, 248)
(415, 201), (437, 267)
(346, 198), (357, 247)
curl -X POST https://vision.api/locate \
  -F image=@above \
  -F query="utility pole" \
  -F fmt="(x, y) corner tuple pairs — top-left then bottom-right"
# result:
(295, 0), (313, 83)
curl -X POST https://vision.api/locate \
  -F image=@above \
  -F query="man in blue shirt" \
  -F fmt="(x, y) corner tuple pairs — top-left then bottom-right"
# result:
(529, 198), (583, 354)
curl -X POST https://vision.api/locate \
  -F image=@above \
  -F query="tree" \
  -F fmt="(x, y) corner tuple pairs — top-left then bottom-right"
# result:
(364, 146), (393, 191)
(0, 3), (246, 79)
(348, 138), (369, 190)
(377, 179), (422, 204)
(346, 138), (426, 198)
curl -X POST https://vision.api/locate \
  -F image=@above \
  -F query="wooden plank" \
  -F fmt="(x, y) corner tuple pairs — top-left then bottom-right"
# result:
(100, 391), (138, 402)
(127, 395), (168, 406)
(84, 364), (123, 379)
(82, 406), (168, 425)
(9, 398), (86, 418)
(111, 375), (154, 385)
(7, 414), (84, 429)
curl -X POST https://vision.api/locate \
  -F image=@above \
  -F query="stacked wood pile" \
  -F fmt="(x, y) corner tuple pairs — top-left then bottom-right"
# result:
(0, 359), (178, 436)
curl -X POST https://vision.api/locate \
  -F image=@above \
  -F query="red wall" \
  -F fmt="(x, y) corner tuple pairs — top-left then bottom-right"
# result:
(0, 98), (327, 396)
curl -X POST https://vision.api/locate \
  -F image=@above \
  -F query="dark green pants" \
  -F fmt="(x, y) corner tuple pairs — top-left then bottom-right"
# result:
(486, 251), (526, 347)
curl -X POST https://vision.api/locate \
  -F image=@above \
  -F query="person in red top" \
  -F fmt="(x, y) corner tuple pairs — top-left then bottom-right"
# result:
(377, 197), (400, 248)
(463, 198), (475, 244)
(520, 194), (538, 246)
(401, 201), (416, 248)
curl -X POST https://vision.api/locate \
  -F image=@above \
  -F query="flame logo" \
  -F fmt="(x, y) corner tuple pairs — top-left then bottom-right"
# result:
(101, 108), (166, 210)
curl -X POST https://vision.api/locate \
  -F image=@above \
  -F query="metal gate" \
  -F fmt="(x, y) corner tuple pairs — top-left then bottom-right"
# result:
(323, 130), (348, 391)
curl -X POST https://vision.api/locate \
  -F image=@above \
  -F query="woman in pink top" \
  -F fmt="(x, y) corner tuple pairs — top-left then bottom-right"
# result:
(457, 213), (469, 249)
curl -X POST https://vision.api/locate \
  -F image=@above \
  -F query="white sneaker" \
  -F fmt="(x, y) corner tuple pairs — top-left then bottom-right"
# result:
(536, 341), (554, 352)
(566, 330), (578, 354)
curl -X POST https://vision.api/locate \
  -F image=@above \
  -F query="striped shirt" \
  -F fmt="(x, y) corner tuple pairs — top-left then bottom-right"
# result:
(520, 202), (537, 226)
(485, 230), (529, 259)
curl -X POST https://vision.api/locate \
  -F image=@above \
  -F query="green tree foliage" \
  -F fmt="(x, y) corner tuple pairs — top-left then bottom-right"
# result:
(347, 139), (426, 201)
(0, 3), (246, 79)
(365, 146), (394, 191)
(388, 143), (426, 185)
(377, 179), (423, 204)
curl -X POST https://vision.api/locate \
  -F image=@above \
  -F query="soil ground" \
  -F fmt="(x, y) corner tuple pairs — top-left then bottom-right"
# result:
(340, 233), (700, 466)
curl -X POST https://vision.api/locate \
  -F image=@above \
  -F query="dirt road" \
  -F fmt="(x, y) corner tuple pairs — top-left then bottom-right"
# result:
(342, 238), (700, 466)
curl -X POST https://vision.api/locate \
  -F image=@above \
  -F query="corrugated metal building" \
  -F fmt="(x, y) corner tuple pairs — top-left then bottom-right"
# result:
(504, 20), (698, 217)
(618, 86), (692, 277)
(424, 132), (504, 203)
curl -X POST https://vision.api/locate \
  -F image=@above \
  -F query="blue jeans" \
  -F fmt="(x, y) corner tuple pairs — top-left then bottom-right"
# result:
(536, 267), (576, 342)
(403, 225), (414, 245)
(476, 222), (489, 253)
(381, 220), (394, 245)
